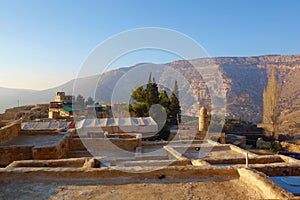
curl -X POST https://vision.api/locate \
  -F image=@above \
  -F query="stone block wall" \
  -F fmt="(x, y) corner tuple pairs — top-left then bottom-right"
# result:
(0, 165), (239, 181)
(19, 130), (62, 136)
(78, 138), (140, 152)
(0, 146), (32, 166)
(69, 138), (86, 151)
(110, 138), (140, 151)
(0, 120), (21, 145)
(0, 132), (71, 166)
(32, 134), (70, 160)
(69, 134), (141, 152)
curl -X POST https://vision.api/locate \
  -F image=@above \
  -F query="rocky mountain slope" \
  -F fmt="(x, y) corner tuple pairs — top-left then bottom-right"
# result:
(93, 55), (300, 125)
(1, 55), (300, 131)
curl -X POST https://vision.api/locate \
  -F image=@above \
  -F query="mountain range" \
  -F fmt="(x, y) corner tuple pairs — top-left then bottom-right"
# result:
(2, 54), (300, 132)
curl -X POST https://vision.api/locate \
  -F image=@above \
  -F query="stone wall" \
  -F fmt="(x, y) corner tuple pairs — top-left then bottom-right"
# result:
(252, 164), (300, 176)
(0, 131), (71, 166)
(78, 138), (140, 151)
(0, 165), (239, 181)
(69, 138), (86, 151)
(69, 136), (141, 152)
(7, 158), (86, 168)
(281, 141), (300, 153)
(164, 146), (188, 160)
(20, 130), (63, 136)
(0, 146), (32, 166)
(32, 134), (70, 160)
(0, 120), (21, 145)
(238, 168), (294, 199)
(110, 138), (140, 151)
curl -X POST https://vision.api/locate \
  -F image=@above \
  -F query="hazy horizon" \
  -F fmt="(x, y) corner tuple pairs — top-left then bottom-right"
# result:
(1, 53), (299, 91)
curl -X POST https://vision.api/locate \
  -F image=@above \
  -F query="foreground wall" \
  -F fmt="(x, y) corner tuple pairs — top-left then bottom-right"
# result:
(0, 131), (71, 166)
(238, 168), (295, 199)
(32, 134), (70, 160)
(0, 119), (21, 145)
(0, 146), (32, 166)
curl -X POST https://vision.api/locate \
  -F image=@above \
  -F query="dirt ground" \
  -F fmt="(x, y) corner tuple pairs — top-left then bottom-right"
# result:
(0, 178), (263, 200)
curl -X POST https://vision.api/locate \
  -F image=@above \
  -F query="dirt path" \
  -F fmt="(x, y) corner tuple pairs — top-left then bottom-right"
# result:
(0, 178), (263, 200)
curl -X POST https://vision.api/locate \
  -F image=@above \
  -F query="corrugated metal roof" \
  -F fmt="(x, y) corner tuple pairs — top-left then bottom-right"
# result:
(76, 117), (158, 133)
(22, 121), (71, 130)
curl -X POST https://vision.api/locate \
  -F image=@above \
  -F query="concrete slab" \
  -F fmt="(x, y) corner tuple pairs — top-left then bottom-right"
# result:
(0, 135), (65, 147)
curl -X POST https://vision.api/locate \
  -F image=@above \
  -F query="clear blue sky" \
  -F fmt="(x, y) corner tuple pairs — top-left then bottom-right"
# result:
(0, 0), (299, 90)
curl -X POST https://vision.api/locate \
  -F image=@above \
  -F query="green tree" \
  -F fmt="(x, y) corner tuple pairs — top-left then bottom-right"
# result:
(131, 86), (146, 102)
(173, 80), (179, 99)
(130, 73), (160, 116)
(130, 102), (148, 117)
(169, 93), (181, 125)
(76, 94), (85, 107)
(159, 90), (171, 112)
(130, 85), (147, 116)
(263, 67), (279, 140)
(146, 74), (159, 108)
(169, 81), (181, 125)
(130, 74), (180, 140)
(85, 97), (95, 106)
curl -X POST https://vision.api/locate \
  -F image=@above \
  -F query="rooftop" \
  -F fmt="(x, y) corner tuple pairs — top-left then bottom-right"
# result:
(1, 119), (300, 199)
(0, 134), (65, 147)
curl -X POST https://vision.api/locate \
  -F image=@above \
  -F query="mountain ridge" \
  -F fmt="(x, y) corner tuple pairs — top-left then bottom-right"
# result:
(1, 54), (300, 132)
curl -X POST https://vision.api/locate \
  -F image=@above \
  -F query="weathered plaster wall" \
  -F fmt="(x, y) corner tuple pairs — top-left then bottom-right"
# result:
(238, 168), (294, 199)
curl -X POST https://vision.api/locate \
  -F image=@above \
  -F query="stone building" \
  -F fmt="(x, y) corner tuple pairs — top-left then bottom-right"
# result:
(54, 92), (74, 102)
(48, 92), (75, 119)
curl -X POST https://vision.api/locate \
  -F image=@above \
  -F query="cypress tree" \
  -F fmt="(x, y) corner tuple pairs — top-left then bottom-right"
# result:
(263, 67), (279, 140)
(76, 94), (85, 107)
(159, 90), (171, 111)
(169, 80), (181, 125)
(146, 73), (159, 109)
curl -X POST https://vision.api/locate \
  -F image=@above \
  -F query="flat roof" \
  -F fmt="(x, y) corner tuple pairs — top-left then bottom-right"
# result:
(0, 134), (65, 147)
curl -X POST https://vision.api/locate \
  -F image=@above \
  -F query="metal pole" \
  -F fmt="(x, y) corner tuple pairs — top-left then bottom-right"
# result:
(245, 152), (249, 168)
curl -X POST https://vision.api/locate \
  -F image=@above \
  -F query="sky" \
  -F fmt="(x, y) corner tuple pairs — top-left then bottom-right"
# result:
(0, 0), (300, 90)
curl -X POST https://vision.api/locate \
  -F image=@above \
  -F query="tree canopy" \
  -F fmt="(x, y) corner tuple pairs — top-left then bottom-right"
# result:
(130, 74), (181, 140)
(76, 94), (85, 106)
(85, 97), (95, 106)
